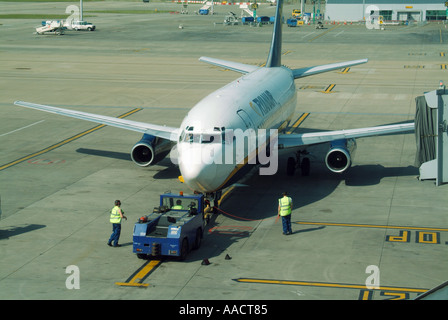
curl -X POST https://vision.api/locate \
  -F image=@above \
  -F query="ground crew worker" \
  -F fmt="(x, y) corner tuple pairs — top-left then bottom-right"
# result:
(172, 200), (183, 210)
(203, 199), (212, 224)
(107, 200), (127, 247)
(278, 192), (293, 235)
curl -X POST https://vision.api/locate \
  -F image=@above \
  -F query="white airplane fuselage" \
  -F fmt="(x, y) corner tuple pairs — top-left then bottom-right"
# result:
(177, 66), (297, 192)
(18, 0), (412, 200)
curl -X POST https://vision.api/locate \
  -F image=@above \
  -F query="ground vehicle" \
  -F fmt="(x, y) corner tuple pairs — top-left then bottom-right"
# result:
(292, 9), (301, 18)
(36, 20), (65, 35)
(71, 20), (95, 31)
(133, 193), (205, 260)
(287, 18), (297, 27)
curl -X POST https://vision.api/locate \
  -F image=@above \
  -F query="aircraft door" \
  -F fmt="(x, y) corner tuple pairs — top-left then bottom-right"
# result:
(237, 109), (255, 129)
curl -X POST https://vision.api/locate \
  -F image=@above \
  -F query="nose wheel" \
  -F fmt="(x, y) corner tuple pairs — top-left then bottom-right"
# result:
(202, 191), (222, 225)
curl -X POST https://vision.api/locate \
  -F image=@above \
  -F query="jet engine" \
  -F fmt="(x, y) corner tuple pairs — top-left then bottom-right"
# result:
(131, 134), (174, 167)
(325, 139), (357, 173)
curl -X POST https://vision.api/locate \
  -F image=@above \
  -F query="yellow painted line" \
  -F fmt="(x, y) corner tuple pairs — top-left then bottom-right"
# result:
(0, 108), (142, 171)
(441, 64), (447, 70)
(295, 221), (448, 232)
(308, 25), (341, 42)
(321, 83), (336, 94)
(116, 260), (161, 287)
(234, 278), (428, 293)
(359, 290), (372, 300)
(338, 67), (350, 74)
(441, 52), (445, 57)
(286, 113), (310, 134)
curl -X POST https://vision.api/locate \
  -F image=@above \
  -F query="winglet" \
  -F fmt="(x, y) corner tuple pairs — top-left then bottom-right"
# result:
(265, 0), (283, 68)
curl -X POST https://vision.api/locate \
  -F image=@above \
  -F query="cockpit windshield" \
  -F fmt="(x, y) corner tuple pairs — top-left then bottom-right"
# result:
(180, 126), (227, 144)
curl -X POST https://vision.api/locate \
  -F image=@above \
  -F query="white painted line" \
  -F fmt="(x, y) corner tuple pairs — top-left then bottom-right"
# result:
(0, 120), (45, 137)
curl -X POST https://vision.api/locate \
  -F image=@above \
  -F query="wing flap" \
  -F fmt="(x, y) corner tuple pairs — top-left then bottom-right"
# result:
(278, 122), (414, 149)
(199, 56), (259, 74)
(14, 101), (179, 141)
(292, 59), (368, 79)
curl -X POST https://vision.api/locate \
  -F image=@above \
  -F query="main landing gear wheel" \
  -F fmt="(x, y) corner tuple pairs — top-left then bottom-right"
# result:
(287, 157), (296, 176)
(286, 152), (310, 177)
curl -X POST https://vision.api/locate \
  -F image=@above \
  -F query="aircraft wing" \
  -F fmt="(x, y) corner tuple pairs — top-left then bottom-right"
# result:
(14, 101), (179, 141)
(199, 56), (259, 74)
(292, 59), (368, 79)
(277, 122), (414, 149)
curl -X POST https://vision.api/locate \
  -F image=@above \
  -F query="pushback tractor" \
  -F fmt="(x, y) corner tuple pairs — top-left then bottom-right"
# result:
(133, 192), (205, 260)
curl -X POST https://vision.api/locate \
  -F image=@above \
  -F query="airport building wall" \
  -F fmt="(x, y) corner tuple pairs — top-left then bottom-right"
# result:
(325, 0), (447, 22)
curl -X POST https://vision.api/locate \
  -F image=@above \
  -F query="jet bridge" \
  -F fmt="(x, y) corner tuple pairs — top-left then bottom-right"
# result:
(415, 84), (448, 185)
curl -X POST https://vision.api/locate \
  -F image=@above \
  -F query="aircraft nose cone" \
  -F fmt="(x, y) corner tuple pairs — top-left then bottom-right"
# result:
(178, 146), (218, 192)
(180, 163), (218, 192)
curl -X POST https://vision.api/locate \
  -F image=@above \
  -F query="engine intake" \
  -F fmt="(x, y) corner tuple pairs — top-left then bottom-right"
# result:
(131, 134), (174, 167)
(325, 139), (357, 173)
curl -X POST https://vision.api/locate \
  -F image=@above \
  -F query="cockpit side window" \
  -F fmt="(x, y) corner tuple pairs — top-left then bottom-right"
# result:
(179, 130), (185, 143)
(185, 133), (200, 143)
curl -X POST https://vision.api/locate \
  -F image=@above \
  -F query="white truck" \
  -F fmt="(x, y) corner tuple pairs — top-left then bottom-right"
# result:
(71, 20), (95, 31)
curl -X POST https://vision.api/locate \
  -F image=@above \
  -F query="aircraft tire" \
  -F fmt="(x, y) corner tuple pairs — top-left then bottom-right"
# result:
(286, 157), (295, 176)
(193, 228), (202, 250)
(301, 157), (310, 176)
(180, 238), (189, 261)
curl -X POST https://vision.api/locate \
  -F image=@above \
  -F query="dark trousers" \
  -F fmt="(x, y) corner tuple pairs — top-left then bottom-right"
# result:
(281, 214), (292, 234)
(108, 223), (121, 246)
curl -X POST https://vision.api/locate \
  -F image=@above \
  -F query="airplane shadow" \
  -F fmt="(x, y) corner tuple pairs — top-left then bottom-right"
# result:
(0, 224), (46, 240)
(77, 146), (418, 263)
(76, 148), (178, 179)
(344, 164), (418, 186)
(77, 148), (131, 161)
(216, 155), (419, 222)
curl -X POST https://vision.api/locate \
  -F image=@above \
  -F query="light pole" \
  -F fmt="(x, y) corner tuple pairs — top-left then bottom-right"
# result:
(80, 0), (83, 21)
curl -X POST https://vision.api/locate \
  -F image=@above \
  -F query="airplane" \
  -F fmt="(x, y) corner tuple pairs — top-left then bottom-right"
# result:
(14, 0), (414, 203)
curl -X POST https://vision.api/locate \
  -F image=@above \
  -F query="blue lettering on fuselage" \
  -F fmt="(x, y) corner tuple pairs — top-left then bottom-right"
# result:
(252, 91), (278, 116)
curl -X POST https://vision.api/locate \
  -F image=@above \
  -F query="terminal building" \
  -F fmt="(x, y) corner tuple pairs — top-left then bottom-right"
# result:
(325, 0), (447, 22)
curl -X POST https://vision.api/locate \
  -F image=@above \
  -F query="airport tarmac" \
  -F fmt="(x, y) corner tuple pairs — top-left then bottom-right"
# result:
(1, 1), (448, 303)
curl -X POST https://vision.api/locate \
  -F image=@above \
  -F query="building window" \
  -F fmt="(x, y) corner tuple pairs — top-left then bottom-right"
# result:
(379, 10), (392, 21)
(426, 10), (447, 21)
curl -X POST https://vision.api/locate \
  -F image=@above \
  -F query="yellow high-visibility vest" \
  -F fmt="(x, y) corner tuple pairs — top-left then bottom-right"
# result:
(279, 197), (292, 216)
(110, 206), (122, 223)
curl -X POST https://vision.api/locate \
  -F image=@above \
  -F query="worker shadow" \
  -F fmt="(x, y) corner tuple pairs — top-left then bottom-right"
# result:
(118, 242), (133, 247)
(290, 224), (326, 235)
(0, 224), (46, 240)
